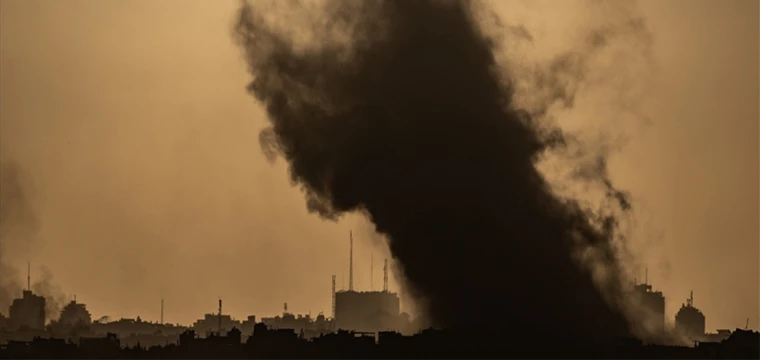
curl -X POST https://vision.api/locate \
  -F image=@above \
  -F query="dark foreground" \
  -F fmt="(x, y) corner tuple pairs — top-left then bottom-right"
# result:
(2, 326), (758, 359)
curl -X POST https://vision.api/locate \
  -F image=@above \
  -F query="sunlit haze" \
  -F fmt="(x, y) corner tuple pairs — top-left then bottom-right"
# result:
(0, 0), (757, 334)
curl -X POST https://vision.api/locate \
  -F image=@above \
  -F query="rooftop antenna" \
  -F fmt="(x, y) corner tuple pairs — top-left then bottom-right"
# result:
(284, 302), (288, 314)
(645, 266), (648, 285)
(161, 299), (164, 324)
(746, 318), (749, 330)
(27, 261), (31, 291)
(349, 230), (354, 292)
(218, 298), (222, 336)
(74, 294), (77, 303)
(331, 275), (336, 319)
(687, 291), (694, 307)
(383, 259), (389, 292)
(370, 253), (374, 291)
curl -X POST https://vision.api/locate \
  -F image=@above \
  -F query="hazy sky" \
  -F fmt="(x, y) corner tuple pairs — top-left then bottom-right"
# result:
(0, 0), (757, 332)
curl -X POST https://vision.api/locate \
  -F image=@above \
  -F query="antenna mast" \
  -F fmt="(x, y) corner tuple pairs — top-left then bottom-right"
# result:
(645, 266), (648, 285)
(218, 298), (222, 336)
(27, 261), (31, 291)
(331, 275), (336, 319)
(383, 259), (389, 292)
(161, 299), (164, 324)
(349, 230), (354, 292)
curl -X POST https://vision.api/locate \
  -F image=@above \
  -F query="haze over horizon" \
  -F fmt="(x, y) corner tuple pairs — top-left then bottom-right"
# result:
(0, 0), (757, 333)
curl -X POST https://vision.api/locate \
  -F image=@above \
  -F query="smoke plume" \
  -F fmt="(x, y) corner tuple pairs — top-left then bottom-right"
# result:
(32, 265), (68, 323)
(0, 160), (38, 315)
(0, 160), (67, 322)
(235, 0), (650, 340)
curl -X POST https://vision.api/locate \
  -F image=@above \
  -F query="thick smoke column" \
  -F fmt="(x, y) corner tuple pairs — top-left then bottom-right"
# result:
(235, 0), (641, 339)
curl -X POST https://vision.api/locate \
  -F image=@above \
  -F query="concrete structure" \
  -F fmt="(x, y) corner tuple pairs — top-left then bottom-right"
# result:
(704, 329), (732, 343)
(192, 314), (242, 337)
(8, 290), (46, 330)
(59, 300), (92, 326)
(675, 291), (706, 341)
(334, 290), (400, 333)
(630, 282), (666, 335)
(260, 306), (333, 340)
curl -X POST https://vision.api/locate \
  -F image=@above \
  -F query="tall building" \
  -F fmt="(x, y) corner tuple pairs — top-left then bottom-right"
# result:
(333, 231), (400, 333)
(8, 290), (46, 330)
(334, 290), (400, 332)
(675, 291), (705, 341)
(630, 282), (666, 335)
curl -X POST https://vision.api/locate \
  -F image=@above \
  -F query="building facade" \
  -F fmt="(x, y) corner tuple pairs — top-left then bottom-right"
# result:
(335, 290), (400, 333)
(8, 290), (46, 330)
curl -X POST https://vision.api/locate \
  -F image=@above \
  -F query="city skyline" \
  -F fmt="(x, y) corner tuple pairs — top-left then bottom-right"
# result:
(0, 0), (757, 334)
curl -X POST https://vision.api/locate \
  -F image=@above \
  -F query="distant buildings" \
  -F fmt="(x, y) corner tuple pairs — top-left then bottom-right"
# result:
(192, 313), (242, 337)
(334, 290), (400, 333)
(331, 232), (402, 334)
(4, 324), (759, 359)
(58, 300), (92, 326)
(704, 329), (732, 343)
(0, 259), (748, 351)
(8, 290), (46, 330)
(260, 309), (332, 339)
(630, 282), (666, 335)
(86, 316), (188, 347)
(675, 291), (706, 341)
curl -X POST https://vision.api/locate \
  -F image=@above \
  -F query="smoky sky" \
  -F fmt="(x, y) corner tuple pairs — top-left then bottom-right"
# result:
(0, 160), (66, 321)
(0, 160), (36, 314)
(235, 0), (638, 339)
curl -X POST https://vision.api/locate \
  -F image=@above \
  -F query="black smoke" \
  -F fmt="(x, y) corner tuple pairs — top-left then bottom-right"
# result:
(235, 0), (643, 340)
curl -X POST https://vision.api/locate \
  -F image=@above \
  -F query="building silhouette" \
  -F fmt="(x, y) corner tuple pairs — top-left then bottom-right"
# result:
(2, 323), (757, 359)
(332, 231), (401, 333)
(334, 290), (400, 332)
(8, 290), (46, 331)
(192, 313), (242, 337)
(630, 281), (666, 335)
(675, 291), (706, 341)
(58, 300), (92, 326)
(260, 306), (332, 339)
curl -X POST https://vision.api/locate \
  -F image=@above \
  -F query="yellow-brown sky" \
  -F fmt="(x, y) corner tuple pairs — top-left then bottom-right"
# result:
(0, 0), (757, 332)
